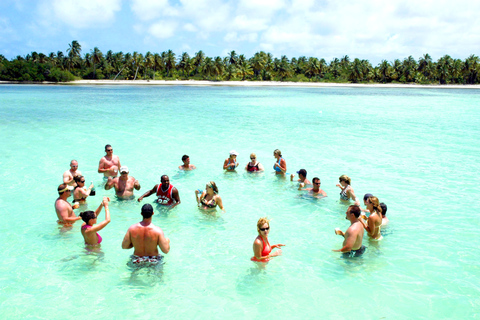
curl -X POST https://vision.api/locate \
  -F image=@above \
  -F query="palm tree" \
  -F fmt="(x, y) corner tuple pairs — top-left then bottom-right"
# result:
(277, 56), (291, 81)
(250, 52), (266, 78)
(347, 58), (363, 82)
(178, 52), (191, 77)
(463, 54), (479, 84)
(144, 51), (154, 79)
(203, 57), (215, 78)
(236, 60), (253, 80)
(228, 50), (238, 65)
(437, 55), (453, 84)
(193, 50), (205, 75)
(378, 60), (391, 83)
(91, 47), (103, 79)
(305, 57), (321, 79)
(164, 50), (176, 77)
(213, 56), (224, 80)
(418, 53), (432, 79)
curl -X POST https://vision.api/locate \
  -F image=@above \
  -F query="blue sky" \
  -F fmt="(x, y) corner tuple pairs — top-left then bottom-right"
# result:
(1, 0), (479, 64)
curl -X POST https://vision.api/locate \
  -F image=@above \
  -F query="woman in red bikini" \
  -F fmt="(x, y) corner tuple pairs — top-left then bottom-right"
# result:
(79, 197), (111, 247)
(251, 217), (285, 262)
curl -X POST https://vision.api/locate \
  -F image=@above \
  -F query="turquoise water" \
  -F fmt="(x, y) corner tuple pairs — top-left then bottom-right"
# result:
(0, 84), (479, 319)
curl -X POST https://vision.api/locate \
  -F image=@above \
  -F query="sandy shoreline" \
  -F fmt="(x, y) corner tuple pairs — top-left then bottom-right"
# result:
(1, 79), (480, 89)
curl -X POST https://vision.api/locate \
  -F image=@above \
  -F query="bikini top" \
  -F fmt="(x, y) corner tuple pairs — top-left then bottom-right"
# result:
(201, 195), (217, 208)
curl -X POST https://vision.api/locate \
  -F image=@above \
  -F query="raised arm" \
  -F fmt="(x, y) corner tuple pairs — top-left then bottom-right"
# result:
(86, 198), (111, 233)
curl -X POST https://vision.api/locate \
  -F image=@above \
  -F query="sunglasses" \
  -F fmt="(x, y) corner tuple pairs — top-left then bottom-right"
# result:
(314, 182), (320, 185)
(250, 157), (256, 160)
(259, 227), (270, 231)
(80, 180), (86, 183)
(106, 149), (113, 151)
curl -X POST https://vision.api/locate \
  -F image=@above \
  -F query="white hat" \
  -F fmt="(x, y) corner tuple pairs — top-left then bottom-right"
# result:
(229, 150), (239, 156)
(120, 166), (129, 173)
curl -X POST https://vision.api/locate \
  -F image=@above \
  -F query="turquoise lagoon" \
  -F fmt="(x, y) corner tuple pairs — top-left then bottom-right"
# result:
(0, 84), (479, 319)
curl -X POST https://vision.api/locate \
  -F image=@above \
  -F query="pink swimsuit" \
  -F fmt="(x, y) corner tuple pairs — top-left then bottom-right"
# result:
(81, 225), (102, 244)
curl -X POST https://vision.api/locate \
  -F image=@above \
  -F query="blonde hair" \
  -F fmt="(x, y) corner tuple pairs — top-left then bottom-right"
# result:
(367, 196), (382, 215)
(339, 174), (351, 185)
(207, 181), (218, 194)
(256, 217), (270, 235)
(250, 153), (256, 159)
(273, 149), (282, 156)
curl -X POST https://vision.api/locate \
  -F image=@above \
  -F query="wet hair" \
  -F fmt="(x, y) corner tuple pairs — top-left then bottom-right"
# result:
(79, 211), (96, 223)
(207, 181), (219, 194)
(312, 177), (320, 184)
(380, 203), (387, 217)
(339, 174), (351, 185)
(73, 175), (84, 184)
(105, 144), (112, 151)
(141, 204), (154, 219)
(367, 196), (382, 215)
(363, 193), (373, 201)
(273, 149), (282, 157)
(256, 217), (270, 235)
(182, 155), (189, 162)
(348, 205), (361, 218)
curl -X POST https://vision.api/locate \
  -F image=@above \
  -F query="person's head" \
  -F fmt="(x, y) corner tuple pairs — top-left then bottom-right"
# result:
(366, 196), (382, 215)
(379, 202), (387, 217)
(297, 169), (307, 179)
(339, 174), (351, 185)
(347, 205), (361, 219)
(141, 204), (154, 219)
(256, 217), (270, 236)
(105, 144), (113, 154)
(58, 184), (73, 196)
(161, 175), (170, 186)
(73, 175), (85, 186)
(79, 210), (96, 225)
(363, 193), (373, 205)
(250, 153), (256, 161)
(312, 177), (320, 189)
(120, 166), (129, 176)
(273, 149), (282, 158)
(206, 181), (218, 194)
(182, 155), (190, 164)
(229, 150), (238, 158)
(70, 160), (78, 171)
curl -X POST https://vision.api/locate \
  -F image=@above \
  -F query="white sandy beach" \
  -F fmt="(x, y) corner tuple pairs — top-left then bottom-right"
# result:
(2, 79), (480, 89)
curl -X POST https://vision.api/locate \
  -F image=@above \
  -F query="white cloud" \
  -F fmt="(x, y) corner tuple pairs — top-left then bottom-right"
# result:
(224, 32), (257, 43)
(131, 0), (178, 21)
(184, 23), (197, 32)
(148, 21), (177, 39)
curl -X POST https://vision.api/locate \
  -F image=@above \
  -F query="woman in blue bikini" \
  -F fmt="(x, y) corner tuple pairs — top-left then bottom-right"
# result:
(223, 150), (239, 171)
(273, 149), (287, 175)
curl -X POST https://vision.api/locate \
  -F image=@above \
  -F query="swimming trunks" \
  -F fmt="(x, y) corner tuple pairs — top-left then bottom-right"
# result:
(201, 196), (217, 208)
(342, 245), (366, 258)
(273, 158), (283, 172)
(130, 255), (163, 265)
(340, 186), (349, 200)
(251, 236), (272, 262)
(81, 224), (102, 244)
(247, 162), (260, 172)
(156, 184), (174, 205)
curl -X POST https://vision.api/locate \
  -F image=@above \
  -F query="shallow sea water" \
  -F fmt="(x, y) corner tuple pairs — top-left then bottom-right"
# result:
(0, 84), (479, 319)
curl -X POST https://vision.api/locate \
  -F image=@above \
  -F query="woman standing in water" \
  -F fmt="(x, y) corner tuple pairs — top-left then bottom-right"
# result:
(251, 217), (284, 262)
(336, 174), (359, 205)
(73, 176), (94, 204)
(245, 153), (264, 172)
(195, 181), (225, 212)
(359, 196), (383, 240)
(79, 197), (111, 246)
(273, 149), (287, 175)
(223, 150), (239, 171)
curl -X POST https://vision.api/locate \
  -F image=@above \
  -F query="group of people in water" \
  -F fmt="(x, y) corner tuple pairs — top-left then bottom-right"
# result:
(55, 145), (388, 264)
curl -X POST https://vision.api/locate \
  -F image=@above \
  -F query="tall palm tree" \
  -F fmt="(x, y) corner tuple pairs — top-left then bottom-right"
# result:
(437, 55), (453, 84)
(178, 52), (191, 77)
(463, 54), (479, 84)
(91, 47), (103, 79)
(144, 51), (154, 79)
(193, 50), (205, 75)
(228, 50), (238, 65)
(378, 60), (391, 83)
(165, 50), (176, 77)
(236, 60), (253, 80)
(213, 56), (224, 80)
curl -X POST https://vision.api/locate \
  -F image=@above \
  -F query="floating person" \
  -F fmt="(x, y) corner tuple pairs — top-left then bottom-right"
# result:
(55, 184), (81, 226)
(179, 154), (196, 170)
(105, 166), (141, 200)
(224, 150), (239, 171)
(301, 177), (327, 197)
(245, 153), (264, 172)
(333, 205), (366, 258)
(63, 160), (81, 187)
(273, 149), (287, 175)
(122, 204), (170, 265)
(251, 217), (285, 262)
(138, 175), (181, 208)
(98, 144), (121, 178)
(291, 168), (312, 189)
(380, 202), (389, 226)
(358, 196), (383, 240)
(73, 175), (94, 204)
(195, 181), (225, 212)
(336, 174), (360, 205)
(79, 197), (111, 247)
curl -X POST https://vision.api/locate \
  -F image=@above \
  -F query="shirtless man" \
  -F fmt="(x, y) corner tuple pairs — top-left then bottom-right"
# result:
(333, 205), (366, 258)
(179, 155), (196, 170)
(98, 144), (121, 178)
(301, 177), (327, 197)
(138, 175), (181, 209)
(290, 169), (312, 190)
(122, 204), (170, 264)
(105, 166), (141, 200)
(63, 160), (82, 187)
(55, 184), (81, 226)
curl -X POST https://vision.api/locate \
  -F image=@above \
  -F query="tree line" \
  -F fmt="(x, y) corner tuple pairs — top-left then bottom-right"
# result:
(0, 40), (479, 84)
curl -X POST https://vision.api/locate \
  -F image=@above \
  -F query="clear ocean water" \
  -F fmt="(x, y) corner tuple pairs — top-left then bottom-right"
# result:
(0, 84), (479, 319)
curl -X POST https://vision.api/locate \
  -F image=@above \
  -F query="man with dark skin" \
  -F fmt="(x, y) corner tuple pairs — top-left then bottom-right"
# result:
(122, 204), (170, 264)
(137, 175), (181, 208)
(333, 205), (366, 258)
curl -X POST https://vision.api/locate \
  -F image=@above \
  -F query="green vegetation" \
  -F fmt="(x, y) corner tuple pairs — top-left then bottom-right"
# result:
(0, 41), (479, 84)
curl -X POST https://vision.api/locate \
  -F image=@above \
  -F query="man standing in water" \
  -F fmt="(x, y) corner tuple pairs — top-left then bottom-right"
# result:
(178, 155), (196, 170)
(301, 177), (327, 197)
(98, 144), (121, 178)
(290, 169), (312, 190)
(138, 175), (181, 208)
(105, 166), (141, 199)
(333, 205), (365, 257)
(55, 184), (81, 226)
(63, 160), (81, 187)
(122, 204), (170, 264)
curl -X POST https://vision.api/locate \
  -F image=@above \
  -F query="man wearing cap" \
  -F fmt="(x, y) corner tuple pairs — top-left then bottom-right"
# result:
(223, 150), (239, 171)
(290, 169), (312, 190)
(301, 177), (327, 197)
(55, 184), (81, 226)
(333, 205), (366, 258)
(122, 204), (170, 264)
(63, 160), (82, 188)
(137, 175), (181, 208)
(179, 155), (196, 171)
(105, 166), (141, 200)
(98, 144), (121, 178)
